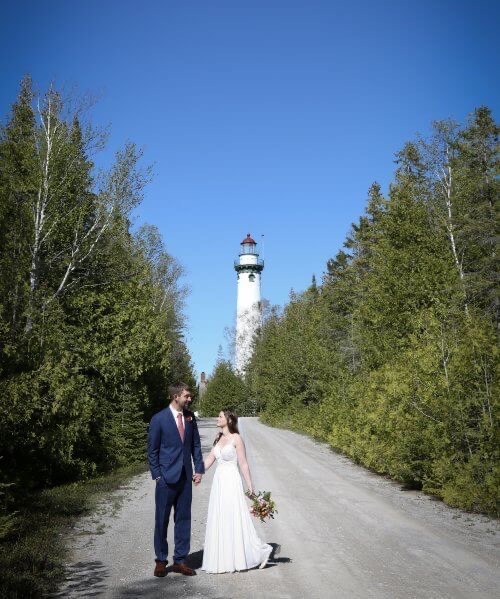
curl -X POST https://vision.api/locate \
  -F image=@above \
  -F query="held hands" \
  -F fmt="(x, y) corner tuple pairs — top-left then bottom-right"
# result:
(192, 473), (202, 486)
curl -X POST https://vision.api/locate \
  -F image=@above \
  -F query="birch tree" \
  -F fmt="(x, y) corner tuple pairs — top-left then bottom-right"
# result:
(419, 120), (470, 315)
(1, 78), (194, 493)
(24, 84), (150, 331)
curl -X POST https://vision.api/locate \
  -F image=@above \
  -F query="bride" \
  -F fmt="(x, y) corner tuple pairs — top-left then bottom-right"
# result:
(201, 409), (273, 573)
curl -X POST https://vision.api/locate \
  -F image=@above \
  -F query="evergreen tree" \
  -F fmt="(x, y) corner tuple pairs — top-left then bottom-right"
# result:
(0, 78), (194, 492)
(199, 360), (249, 416)
(246, 108), (499, 514)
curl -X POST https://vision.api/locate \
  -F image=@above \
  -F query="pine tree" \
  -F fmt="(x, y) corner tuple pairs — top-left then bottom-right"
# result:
(0, 75), (37, 349)
(245, 108), (499, 513)
(0, 78), (194, 489)
(200, 360), (249, 416)
(458, 107), (499, 326)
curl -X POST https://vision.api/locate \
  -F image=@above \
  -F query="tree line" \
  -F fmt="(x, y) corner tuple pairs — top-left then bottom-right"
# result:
(207, 107), (498, 514)
(199, 357), (255, 417)
(0, 77), (195, 535)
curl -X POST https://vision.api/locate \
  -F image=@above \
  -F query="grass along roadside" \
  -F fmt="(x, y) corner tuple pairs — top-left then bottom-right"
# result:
(0, 462), (147, 599)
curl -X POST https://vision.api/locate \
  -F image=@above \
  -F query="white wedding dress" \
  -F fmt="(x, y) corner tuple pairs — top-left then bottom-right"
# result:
(201, 438), (272, 573)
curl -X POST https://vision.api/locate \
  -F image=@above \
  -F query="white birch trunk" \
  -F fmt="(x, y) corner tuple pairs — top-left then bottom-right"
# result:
(437, 144), (469, 316)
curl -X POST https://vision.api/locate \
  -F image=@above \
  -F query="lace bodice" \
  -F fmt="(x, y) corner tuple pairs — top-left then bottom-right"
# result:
(214, 438), (238, 466)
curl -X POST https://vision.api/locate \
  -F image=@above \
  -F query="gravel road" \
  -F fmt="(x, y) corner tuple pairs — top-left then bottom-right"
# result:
(57, 417), (499, 599)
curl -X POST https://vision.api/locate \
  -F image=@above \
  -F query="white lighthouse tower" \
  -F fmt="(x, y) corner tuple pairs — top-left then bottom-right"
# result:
(234, 234), (264, 373)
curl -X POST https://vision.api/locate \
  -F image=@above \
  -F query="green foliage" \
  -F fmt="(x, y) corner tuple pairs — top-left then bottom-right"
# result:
(247, 108), (499, 515)
(199, 360), (250, 416)
(0, 458), (17, 542)
(0, 78), (194, 498)
(0, 462), (146, 598)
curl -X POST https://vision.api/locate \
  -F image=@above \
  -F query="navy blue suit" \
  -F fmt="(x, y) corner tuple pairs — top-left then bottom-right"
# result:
(147, 407), (204, 563)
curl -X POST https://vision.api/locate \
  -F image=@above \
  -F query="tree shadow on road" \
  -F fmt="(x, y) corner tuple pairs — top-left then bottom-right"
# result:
(52, 560), (109, 597)
(114, 576), (211, 598)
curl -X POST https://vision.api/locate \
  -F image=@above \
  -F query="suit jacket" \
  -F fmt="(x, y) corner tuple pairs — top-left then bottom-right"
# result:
(147, 407), (205, 483)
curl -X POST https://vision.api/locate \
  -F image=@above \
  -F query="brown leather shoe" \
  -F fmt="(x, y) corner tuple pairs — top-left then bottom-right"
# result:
(154, 560), (167, 577)
(172, 562), (196, 576)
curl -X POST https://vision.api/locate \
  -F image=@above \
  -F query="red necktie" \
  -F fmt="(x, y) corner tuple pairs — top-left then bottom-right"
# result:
(177, 413), (185, 442)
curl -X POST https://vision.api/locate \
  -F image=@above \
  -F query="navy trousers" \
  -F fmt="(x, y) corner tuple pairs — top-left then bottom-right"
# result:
(154, 468), (192, 563)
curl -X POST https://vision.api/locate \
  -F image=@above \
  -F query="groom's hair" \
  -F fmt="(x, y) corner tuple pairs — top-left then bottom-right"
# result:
(169, 382), (190, 400)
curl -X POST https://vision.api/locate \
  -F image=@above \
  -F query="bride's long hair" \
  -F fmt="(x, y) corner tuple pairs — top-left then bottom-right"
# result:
(213, 408), (239, 446)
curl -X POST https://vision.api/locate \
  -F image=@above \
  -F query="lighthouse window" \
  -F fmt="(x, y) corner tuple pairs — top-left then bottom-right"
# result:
(248, 274), (255, 282)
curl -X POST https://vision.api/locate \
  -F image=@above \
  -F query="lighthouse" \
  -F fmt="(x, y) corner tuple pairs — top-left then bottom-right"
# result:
(234, 234), (264, 373)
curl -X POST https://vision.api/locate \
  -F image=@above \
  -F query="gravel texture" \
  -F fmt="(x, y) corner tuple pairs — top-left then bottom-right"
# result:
(56, 417), (499, 598)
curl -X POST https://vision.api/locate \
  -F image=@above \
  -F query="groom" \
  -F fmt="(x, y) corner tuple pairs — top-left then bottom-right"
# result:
(147, 382), (205, 577)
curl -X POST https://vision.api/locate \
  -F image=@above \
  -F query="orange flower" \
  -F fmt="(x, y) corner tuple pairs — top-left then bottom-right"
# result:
(245, 490), (277, 523)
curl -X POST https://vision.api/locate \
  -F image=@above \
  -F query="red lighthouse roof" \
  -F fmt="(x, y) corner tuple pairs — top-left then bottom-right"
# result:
(241, 233), (256, 245)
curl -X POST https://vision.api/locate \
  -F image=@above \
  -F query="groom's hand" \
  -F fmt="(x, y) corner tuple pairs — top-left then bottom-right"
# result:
(192, 473), (202, 485)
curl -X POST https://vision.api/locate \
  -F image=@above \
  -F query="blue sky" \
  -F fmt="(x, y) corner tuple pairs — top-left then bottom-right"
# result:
(1, 1), (498, 377)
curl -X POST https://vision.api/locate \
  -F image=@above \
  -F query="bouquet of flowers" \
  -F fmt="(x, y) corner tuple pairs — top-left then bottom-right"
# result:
(245, 490), (277, 523)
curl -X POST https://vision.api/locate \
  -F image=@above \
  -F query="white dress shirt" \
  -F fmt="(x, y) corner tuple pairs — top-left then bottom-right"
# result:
(170, 404), (185, 431)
